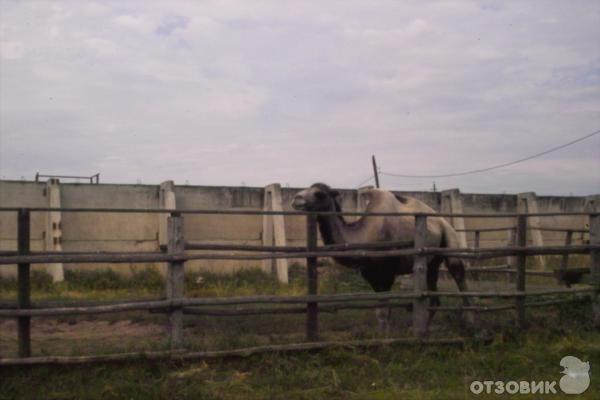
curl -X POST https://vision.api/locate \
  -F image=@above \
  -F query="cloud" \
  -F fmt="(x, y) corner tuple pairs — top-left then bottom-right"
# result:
(0, 40), (25, 60)
(0, 0), (598, 195)
(114, 14), (150, 33)
(405, 18), (431, 36)
(155, 15), (189, 36)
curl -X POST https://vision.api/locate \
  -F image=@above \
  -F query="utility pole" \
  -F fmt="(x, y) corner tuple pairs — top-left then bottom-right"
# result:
(371, 155), (380, 188)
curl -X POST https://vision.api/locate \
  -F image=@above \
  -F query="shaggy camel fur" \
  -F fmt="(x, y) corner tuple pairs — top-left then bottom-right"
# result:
(292, 183), (471, 331)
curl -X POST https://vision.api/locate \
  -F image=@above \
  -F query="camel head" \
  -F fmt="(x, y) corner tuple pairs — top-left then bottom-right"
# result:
(292, 183), (341, 211)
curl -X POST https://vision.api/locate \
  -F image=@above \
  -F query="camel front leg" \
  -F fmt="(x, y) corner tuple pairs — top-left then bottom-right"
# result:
(360, 265), (396, 334)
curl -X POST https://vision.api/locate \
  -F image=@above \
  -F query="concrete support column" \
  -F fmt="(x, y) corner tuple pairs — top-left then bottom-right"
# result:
(441, 189), (468, 248)
(262, 183), (288, 284)
(45, 179), (64, 282)
(584, 195), (599, 214)
(517, 192), (546, 270)
(585, 195), (599, 245)
(159, 181), (177, 248)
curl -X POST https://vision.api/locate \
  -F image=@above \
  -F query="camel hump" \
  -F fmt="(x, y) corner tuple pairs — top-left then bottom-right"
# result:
(359, 188), (392, 205)
(361, 189), (423, 212)
(394, 194), (409, 204)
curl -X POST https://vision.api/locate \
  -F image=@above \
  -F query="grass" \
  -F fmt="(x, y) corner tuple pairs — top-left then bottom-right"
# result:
(0, 264), (598, 399)
(1, 326), (598, 399)
(0, 268), (165, 302)
(0, 262), (373, 303)
(0, 253), (587, 302)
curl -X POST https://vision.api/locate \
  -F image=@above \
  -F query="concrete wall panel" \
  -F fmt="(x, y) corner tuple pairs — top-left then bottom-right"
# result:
(0, 180), (597, 276)
(60, 184), (158, 242)
(0, 181), (47, 241)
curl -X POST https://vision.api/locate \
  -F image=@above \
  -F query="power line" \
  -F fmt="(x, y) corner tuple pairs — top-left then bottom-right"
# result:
(355, 175), (374, 188)
(380, 128), (600, 179)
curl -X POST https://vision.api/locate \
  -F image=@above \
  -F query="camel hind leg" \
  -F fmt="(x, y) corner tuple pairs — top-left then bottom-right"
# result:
(426, 256), (443, 330)
(446, 257), (478, 325)
(446, 257), (470, 303)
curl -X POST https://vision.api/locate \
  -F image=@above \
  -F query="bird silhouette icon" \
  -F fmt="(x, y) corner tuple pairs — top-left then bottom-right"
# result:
(559, 356), (590, 394)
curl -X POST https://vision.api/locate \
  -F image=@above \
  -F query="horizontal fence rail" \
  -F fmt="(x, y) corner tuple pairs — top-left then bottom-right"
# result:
(0, 206), (596, 218)
(1, 287), (595, 317)
(457, 227), (589, 233)
(0, 206), (598, 366)
(184, 240), (415, 252)
(0, 337), (467, 366)
(456, 226), (515, 232)
(0, 244), (597, 265)
(465, 266), (559, 277)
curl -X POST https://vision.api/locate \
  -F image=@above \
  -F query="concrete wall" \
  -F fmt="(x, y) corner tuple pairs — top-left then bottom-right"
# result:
(0, 182), (47, 273)
(460, 193), (518, 248)
(0, 180), (596, 277)
(175, 185), (264, 273)
(60, 184), (160, 273)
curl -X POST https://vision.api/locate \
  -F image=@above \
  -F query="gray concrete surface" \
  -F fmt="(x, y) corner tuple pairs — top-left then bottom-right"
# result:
(0, 180), (596, 278)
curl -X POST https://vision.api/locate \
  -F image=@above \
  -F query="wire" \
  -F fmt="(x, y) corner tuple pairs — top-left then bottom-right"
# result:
(354, 175), (374, 188)
(380, 128), (600, 179)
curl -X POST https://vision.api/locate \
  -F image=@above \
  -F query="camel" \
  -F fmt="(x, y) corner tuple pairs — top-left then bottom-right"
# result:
(291, 183), (471, 332)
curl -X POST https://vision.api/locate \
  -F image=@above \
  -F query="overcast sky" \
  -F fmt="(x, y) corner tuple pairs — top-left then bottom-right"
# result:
(1, 1), (599, 195)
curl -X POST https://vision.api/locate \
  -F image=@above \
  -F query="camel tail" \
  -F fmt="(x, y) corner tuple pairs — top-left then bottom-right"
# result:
(440, 219), (471, 271)
(440, 219), (462, 249)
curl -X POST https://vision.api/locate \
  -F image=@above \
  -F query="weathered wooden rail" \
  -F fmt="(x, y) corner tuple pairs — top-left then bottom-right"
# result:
(457, 223), (591, 285)
(0, 207), (598, 366)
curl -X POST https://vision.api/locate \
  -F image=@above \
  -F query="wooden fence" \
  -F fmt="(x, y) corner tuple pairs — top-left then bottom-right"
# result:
(0, 207), (598, 366)
(456, 224), (591, 283)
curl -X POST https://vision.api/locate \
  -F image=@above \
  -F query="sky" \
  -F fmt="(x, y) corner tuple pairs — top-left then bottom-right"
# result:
(0, 0), (599, 195)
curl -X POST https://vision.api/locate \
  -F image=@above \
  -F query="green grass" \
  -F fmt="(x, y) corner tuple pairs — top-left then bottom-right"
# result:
(0, 253), (588, 302)
(1, 265), (598, 399)
(1, 326), (598, 399)
(0, 268), (165, 302)
(0, 263), (373, 303)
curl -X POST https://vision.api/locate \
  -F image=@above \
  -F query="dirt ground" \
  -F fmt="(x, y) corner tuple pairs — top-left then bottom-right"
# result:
(0, 318), (166, 358)
(0, 275), (566, 359)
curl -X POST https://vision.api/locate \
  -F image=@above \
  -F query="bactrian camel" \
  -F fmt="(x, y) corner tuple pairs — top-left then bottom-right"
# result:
(292, 183), (471, 332)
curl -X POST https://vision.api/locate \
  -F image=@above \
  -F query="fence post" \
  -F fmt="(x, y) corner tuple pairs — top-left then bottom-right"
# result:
(474, 230), (481, 249)
(515, 215), (527, 330)
(558, 230), (573, 286)
(412, 214), (428, 338)
(17, 209), (31, 358)
(589, 214), (600, 327)
(167, 213), (185, 349)
(507, 227), (517, 283)
(471, 230), (481, 281)
(306, 214), (319, 341)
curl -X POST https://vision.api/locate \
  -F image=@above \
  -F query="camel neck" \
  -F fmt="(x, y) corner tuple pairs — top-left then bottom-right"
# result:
(316, 214), (347, 245)
(316, 200), (349, 245)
